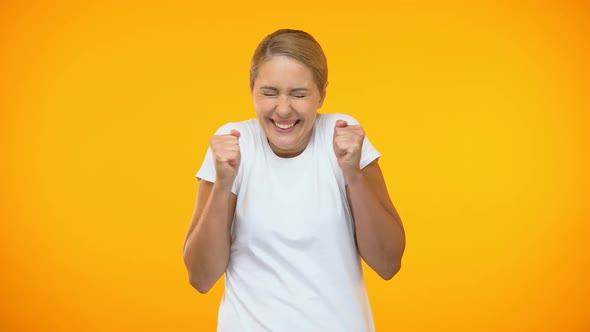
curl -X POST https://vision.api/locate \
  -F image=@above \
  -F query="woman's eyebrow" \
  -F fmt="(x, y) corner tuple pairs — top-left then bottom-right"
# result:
(259, 86), (310, 93)
(290, 88), (309, 93)
(260, 86), (279, 91)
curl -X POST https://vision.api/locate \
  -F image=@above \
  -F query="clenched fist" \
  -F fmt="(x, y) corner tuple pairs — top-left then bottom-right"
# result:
(210, 129), (241, 186)
(333, 120), (365, 177)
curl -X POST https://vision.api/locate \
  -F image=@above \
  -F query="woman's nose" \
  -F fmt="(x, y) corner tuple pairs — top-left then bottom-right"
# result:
(275, 95), (292, 116)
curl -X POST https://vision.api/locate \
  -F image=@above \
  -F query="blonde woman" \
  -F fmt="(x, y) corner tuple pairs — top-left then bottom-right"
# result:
(183, 29), (406, 331)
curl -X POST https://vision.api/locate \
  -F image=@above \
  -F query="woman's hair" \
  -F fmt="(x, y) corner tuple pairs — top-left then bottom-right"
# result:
(249, 29), (328, 96)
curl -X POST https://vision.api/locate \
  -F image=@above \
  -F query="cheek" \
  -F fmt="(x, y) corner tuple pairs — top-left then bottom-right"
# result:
(291, 99), (316, 111)
(254, 99), (275, 113)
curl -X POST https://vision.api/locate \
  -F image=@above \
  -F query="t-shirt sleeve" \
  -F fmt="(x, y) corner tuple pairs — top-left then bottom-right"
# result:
(331, 113), (381, 169)
(195, 122), (241, 195)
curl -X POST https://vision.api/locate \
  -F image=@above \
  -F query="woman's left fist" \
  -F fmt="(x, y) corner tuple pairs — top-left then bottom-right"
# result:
(333, 119), (365, 176)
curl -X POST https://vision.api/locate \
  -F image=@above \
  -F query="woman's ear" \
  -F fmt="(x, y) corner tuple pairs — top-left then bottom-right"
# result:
(318, 81), (329, 108)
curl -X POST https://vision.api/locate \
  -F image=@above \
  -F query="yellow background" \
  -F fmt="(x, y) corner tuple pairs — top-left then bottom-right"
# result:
(2, 0), (589, 331)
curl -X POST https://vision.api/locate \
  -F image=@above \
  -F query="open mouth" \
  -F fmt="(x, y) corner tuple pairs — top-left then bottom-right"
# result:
(271, 119), (299, 130)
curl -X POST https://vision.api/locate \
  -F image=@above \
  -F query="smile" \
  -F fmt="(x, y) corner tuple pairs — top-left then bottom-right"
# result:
(271, 119), (299, 130)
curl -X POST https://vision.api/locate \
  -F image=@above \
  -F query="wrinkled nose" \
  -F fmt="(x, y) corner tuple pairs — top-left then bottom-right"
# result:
(275, 95), (292, 117)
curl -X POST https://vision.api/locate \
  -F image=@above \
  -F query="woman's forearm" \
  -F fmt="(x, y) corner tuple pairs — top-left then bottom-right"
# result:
(345, 171), (406, 280)
(183, 182), (234, 293)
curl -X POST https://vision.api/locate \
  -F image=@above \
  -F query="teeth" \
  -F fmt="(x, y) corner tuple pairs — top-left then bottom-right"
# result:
(273, 121), (296, 129)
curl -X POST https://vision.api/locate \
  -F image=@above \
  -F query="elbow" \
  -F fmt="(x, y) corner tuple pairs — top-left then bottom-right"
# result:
(188, 273), (213, 294)
(381, 234), (406, 280)
(184, 250), (227, 294)
(184, 256), (213, 294)
(380, 260), (402, 280)
(184, 250), (211, 294)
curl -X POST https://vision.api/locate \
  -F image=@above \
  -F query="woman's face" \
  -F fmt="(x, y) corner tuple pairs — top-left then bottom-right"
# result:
(252, 55), (326, 158)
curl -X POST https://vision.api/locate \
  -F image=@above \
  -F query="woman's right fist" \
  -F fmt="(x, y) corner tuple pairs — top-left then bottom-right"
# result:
(210, 129), (241, 185)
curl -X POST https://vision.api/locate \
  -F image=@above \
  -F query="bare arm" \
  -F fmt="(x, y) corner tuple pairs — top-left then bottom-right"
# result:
(333, 119), (406, 279)
(183, 180), (237, 293)
(346, 160), (406, 280)
(183, 129), (241, 294)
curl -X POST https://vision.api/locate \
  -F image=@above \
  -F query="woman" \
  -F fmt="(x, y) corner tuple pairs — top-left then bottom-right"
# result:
(183, 29), (406, 331)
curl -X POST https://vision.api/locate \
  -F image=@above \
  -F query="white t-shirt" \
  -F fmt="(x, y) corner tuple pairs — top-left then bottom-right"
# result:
(196, 113), (381, 332)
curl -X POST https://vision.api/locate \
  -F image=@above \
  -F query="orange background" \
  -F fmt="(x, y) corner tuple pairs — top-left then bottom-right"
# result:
(1, 0), (589, 331)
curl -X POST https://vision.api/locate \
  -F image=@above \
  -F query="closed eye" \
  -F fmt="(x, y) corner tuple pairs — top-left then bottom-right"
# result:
(260, 86), (279, 97)
(290, 88), (309, 98)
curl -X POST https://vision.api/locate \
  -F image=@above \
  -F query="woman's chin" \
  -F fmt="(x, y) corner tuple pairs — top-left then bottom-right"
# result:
(268, 139), (303, 156)
(270, 140), (294, 152)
